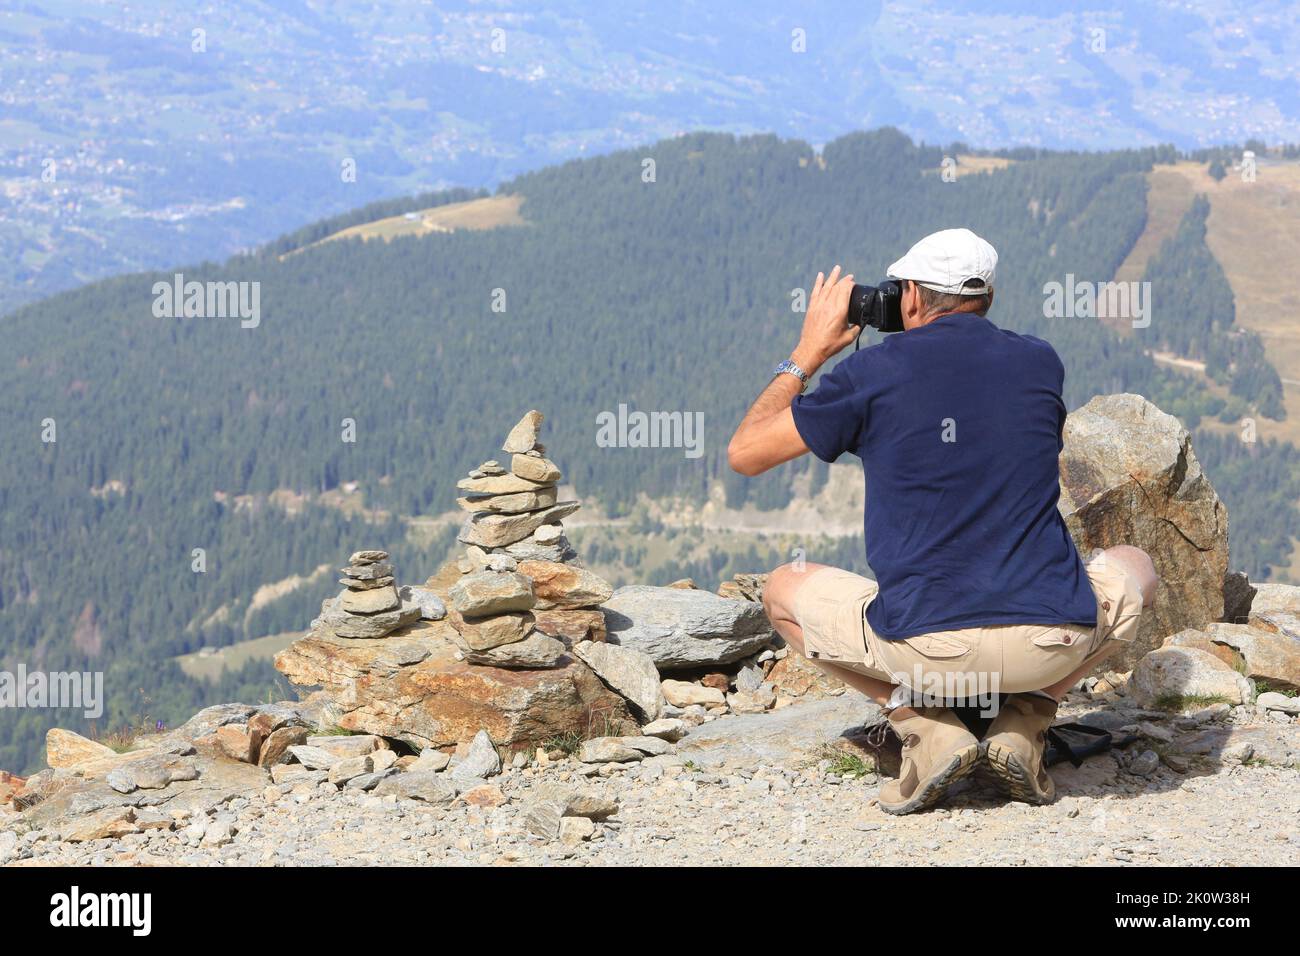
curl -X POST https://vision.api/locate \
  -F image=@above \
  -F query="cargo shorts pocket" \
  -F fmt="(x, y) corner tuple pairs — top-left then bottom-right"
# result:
(1029, 625), (1093, 649)
(903, 632), (975, 660)
(795, 571), (873, 665)
(805, 597), (870, 663)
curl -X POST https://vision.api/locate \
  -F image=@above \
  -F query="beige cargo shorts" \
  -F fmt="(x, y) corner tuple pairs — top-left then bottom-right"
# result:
(791, 555), (1143, 695)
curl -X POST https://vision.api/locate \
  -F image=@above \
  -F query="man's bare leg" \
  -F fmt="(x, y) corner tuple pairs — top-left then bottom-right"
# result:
(762, 562), (897, 707)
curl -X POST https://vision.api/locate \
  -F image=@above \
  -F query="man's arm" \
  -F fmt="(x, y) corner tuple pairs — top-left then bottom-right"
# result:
(727, 266), (859, 476)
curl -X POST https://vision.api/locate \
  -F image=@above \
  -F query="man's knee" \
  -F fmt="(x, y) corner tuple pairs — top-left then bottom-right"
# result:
(1101, 545), (1158, 607)
(762, 562), (799, 619)
(762, 561), (827, 620)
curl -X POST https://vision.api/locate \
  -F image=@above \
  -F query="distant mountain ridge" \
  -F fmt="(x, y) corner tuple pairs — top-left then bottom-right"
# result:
(5, 0), (1300, 311)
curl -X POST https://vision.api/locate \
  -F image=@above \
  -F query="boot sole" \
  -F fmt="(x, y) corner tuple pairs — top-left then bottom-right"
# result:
(980, 741), (1055, 805)
(879, 742), (981, 815)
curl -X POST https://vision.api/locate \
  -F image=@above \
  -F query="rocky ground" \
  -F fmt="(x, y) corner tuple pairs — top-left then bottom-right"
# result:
(4, 398), (1298, 867)
(4, 689), (1295, 868)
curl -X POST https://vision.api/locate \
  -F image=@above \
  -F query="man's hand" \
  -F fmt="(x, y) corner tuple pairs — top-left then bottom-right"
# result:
(792, 265), (858, 375)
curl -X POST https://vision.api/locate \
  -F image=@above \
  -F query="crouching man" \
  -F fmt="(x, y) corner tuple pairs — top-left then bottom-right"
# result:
(727, 230), (1157, 814)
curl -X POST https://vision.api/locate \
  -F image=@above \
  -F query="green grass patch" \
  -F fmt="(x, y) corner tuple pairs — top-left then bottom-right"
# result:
(1252, 680), (1299, 697)
(543, 731), (584, 756)
(818, 745), (875, 778)
(1152, 693), (1235, 712)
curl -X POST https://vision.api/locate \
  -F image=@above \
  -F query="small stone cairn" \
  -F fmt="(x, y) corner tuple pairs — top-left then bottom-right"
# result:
(447, 410), (614, 668)
(313, 550), (446, 640)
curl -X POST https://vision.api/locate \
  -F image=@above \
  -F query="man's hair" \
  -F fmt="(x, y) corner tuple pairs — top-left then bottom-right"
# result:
(912, 279), (992, 317)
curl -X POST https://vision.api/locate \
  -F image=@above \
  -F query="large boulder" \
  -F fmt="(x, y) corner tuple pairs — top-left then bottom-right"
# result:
(1060, 394), (1229, 667)
(1130, 644), (1254, 707)
(274, 619), (633, 750)
(600, 586), (776, 669)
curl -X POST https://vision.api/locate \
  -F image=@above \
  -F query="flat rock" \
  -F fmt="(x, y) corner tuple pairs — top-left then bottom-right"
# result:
(578, 737), (646, 763)
(1167, 622), (1300, 690)
(45, 728), (117, 769)
(460, 501), (580, 549)
(373, 770), (456, 805)
(457, 472), (555, 496)
(449, 570), (536, 616)
(533, 608), (607, 645)
(623, 735), (675, 756)
(341, 562), (394, 582)
(572, 639), (664, 721)
(1223, 616), (1300, 689)
(511, 453), (561, 483)
(344, 768), (399, 791)
(63, 806), (139, 843)
(641, 717), (689, 742)
(1248, 582), (1300, 617)
(678, 695), (882, 768)
(457, 487), (558, 514)
(518, 560), (614, 610)
(1256, 691), (1300, 715)
(337, 574), (395, 591)
(287, 745), (342, 770)
(501, 523), (577, 563)
(409, 748), (452, 773)
(321, 601), (420, 639)
(327, 754), (374, 785)
(728, 685), (777, 714)
(601, 586), (776, 669)
(461, 630), (567, 669)
(559, 816), (596, 844)
(661, 678), (726, 707)
(270, 764), (327, 786)
(448, 608), (534, 651)
(459, 783), (508, 807)
(339, 585), (401, 614)
(449, 608), (535, 655)
(305, 734), (385, 757)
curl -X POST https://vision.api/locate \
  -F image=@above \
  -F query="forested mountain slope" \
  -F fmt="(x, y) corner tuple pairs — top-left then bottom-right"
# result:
(0, 128), (1288, 770)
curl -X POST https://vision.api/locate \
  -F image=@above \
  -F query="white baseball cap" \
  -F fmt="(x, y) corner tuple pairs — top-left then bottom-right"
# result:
(886, 228), (997, 295)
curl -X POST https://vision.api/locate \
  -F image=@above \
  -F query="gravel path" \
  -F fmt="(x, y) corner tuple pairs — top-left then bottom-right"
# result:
(6, 695), (1297, 868)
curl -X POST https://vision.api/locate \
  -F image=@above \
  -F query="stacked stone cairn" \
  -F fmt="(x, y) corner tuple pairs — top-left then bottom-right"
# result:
(447, 410), (615, 668)
(313, 549), (446, 640)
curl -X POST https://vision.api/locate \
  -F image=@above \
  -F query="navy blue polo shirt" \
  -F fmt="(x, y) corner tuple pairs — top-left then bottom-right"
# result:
(791, 313), (1097, 640)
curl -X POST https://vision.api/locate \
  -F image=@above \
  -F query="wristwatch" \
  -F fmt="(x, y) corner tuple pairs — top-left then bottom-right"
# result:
(774, 358), (809, 391)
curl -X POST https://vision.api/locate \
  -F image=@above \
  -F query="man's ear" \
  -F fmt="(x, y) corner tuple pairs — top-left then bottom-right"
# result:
(901, 280), (921, 327)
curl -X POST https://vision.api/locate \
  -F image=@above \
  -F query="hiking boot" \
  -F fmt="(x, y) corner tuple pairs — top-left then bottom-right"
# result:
(980, 693), (1059, 805)
(878, 706), (981, 815)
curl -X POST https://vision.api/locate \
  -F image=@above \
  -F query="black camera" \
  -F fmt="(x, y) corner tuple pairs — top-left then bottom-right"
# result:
(848, 280), (904, 333)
